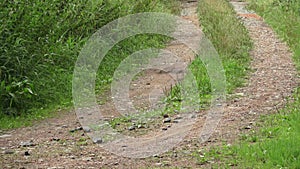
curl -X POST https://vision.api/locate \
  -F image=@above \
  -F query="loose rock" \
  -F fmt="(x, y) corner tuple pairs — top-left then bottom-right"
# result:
(83, 157), (92, 161)
(20, 140), (35, 147)
(155, 163), (162, 166)
(128, 126), (135, 131)
(24, 151), (30, 156)
(50, 138), (60, 142)
(69, 126), (83, 133)
(83, 126), (91, 132)
(163, 118), (171, 123)
(61, 125), (68, 128)
(163, 114), (169, 118)
(173, 120), (180, 123)
(92, 138), (102, 144)
(3, 150), (14, 154)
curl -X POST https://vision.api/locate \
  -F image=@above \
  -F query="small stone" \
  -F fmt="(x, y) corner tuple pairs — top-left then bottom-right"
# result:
(50, 138), (60, 142)
(20, 140), (35, 147)
(24, 151), (30, 156)
(92, 138), (102, 144)
(162, 127), (168, 131)
(163, 114), (169, 118)
(3, 150), (14, 154)
(173, 120), (180, 123)
(155, 163), (162, 166)
(61, 125), (68, 128)
(245, 126), (252, 129)
(76, 126), (83, 131)
(163, 118), (171, 123)
(128, 126), (135, 131)
(70, 126), (83, 133)
(83, 126), (91, 132)
(137, 124), (143, 129)
(236, 93), (244, 97)
(83, 157), (92, 161)
(70, 156), (76, 159)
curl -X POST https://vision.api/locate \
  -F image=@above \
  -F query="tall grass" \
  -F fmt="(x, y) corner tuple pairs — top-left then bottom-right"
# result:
(197, 0), (252, 93)
(163, 0), (252, 116)
(0, 0), (180, 128)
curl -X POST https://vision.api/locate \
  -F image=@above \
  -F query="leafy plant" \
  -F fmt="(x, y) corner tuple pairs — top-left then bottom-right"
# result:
(0, 0), (179, 120)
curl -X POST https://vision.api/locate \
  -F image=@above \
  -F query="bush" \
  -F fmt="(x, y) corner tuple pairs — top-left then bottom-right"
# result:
(0, 0), (179, 116)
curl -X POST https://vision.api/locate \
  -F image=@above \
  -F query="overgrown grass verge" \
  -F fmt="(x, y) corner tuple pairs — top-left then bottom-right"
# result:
(0, 0), (180, 129)
(170, 0), (253, 104)
(192, 0), (300, 168)
(197, 0), (252, 93)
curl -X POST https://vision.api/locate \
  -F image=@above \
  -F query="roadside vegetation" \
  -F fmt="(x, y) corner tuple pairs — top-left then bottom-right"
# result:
(192, 0), (300, 168)
(197, 0), (252, 93)
(0, 0), (180, 129)
(166, 0), (252, 109)
(164, 0), (253, 116)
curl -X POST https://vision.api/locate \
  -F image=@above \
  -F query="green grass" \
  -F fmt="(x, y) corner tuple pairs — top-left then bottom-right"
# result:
(192, 0), (300, 168)
(161, 0), (252, 110)
(197, 0), (252, 93)
(193, 90), (300, 168)
(162, 0), (252, 115)
(0, 0), (180, 129)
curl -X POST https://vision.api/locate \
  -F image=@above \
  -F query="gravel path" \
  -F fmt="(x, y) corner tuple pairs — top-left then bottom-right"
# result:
(211, 1), (298, 144)
(0, 1), (298, 168)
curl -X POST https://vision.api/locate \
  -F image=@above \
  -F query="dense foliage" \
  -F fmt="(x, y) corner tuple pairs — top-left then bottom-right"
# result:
(0, 0), (178, 117)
